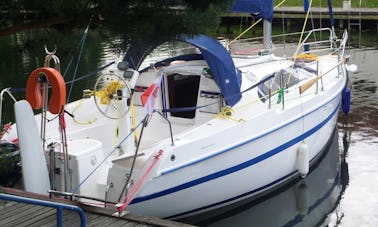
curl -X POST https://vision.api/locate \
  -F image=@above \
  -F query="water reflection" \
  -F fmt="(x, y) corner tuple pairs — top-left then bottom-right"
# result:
(328, 119), (378, 226)
(343, 48), (378, 141)
(179, 128), (348, 226)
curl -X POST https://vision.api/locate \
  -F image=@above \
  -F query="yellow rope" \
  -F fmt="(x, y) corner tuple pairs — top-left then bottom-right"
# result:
(114, 100), (120, 147)
(292, 0), (314, 59)
(233, 95), (264, 111)
(214, 85), (317, 123)
(214, 106), (245, 122)
(72, 99), (97, 125)
(84, 81), (131, 148)
(233, 87), (284, 112)
(295, 53), (318, 62)
(130, 96), (138, 144)
(287, 0), (314, 87)
(228, 18), (262, 48)
(214, 89), (280, 122)
(95, 81), (123, 105)
(92, 81), (124, 146)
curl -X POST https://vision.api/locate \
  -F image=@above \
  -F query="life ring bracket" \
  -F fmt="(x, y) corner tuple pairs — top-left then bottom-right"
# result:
(26, 67), (66, 114)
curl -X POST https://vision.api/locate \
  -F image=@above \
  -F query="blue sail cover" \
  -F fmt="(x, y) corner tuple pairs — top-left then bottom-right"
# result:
(229, 0), (274, 21)
(180, 35), (242, 106)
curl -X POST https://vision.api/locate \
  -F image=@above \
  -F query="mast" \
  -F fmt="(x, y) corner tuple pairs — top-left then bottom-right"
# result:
(263, 20), (272, 54)
(229, 0), (274, 54)
(327, 0), (337, 40)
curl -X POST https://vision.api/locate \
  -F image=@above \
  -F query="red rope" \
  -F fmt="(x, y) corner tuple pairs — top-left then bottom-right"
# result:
(117, 150), (163, 212)
(59, 111), (66, 129)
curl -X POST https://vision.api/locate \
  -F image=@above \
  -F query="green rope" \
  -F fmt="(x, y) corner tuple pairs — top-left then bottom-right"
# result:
(277, 87), (285, 104)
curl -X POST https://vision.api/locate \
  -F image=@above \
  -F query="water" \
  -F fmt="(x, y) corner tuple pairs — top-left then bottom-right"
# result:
(0, 26), (377, 226)
(326, 47), (378, 226)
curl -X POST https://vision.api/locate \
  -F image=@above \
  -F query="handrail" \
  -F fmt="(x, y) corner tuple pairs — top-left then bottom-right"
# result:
(299, 57), (347, 94)
(0, 193), (86, 227)
(232, 30), (312, 44)
(299, 27), (333, 51)
(0, 88), (17, 125)
(229, 28), (336, 57)
(156, 111), (174, 146)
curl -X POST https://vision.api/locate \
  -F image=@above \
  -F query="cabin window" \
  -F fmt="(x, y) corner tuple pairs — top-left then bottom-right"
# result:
(167, 74), (200, 119)
(258, 68), (301, 99)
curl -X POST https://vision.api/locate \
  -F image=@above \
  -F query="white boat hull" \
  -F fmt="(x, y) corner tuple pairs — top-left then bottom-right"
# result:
(191, 127), (342, 226)
(127, 89), (343, 218)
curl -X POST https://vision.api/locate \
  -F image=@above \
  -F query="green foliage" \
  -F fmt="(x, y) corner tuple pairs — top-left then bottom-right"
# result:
(0, 144), (21, 187)
(88, 0), (235, 65)
(0, 0), (235, 70)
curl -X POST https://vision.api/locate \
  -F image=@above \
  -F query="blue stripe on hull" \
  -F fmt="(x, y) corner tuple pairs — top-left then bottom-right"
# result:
(166, 126), (339, 219)
(131, 94), (341, 218)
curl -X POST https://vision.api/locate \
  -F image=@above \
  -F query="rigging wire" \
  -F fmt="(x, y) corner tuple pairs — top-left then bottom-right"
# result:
(228, 0), (288, 48)
(286, 0), (314, 87)
(67, 16), (93, 103)
(9, 61), (115, 94)
(296, 0), (314, 141)
(118, 115), (149, 202)
(71, 117), (146, 194)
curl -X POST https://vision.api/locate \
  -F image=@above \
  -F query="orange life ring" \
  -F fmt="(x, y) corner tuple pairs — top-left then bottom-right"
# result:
(26, 67), (66, 114)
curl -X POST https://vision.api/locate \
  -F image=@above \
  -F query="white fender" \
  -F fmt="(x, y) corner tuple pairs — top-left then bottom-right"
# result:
(297, 141), (309, 178)
(345, 64), (357, 72)
(14, 100), (50, 195)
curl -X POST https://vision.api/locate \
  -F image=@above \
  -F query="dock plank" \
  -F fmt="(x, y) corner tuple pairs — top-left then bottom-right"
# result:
(61, 209), (82, 226)
(19, 208), (56, 227)
(0, 201), (19, 211)
(4, 206), (52, 226)
(0, 198), (196, 227)
(30, 214), (58, 227)
(0, 188), (196, 227)
(0, 203), (45, 226)
(0, 201), (26, 216)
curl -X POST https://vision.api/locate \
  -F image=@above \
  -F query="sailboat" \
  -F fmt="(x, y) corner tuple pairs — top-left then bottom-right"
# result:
(0, 0), (355, 219)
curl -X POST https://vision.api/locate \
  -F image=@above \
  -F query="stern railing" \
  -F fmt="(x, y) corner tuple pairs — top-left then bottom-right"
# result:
(229, 28), (339, 57)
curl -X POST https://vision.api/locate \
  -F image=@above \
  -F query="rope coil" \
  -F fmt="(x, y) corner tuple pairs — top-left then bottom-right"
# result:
(95, 81), (124, 105)
(215, 107), (245, 122)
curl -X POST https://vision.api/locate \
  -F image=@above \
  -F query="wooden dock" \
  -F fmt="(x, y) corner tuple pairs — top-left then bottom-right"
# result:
(274, 7), (378, 20)
(0, 188), (195, 227)
(223, 6), (378, 36)
(224, 7), (378, 20)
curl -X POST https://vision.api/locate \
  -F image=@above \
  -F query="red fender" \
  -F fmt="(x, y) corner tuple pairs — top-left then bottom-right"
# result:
(26, 67), (66, 114)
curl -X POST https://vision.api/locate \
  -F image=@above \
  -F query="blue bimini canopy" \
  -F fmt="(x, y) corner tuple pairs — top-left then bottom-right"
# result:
(229, 0), (274, 21)
(179, 35), (242, 106)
